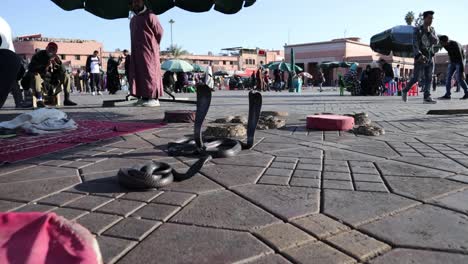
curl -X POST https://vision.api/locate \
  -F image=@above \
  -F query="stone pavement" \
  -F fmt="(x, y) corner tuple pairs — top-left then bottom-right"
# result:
(1, 88), (468, 264)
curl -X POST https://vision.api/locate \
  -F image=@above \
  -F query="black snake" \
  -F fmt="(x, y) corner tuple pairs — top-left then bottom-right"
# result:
(118, 85), (262, 190)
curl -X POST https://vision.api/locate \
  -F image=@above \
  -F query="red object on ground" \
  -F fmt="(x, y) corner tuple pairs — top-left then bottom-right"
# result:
(409, 82), (419, 96)
(0, 212), (102, 264)
(306, 115), (354, 131)
(0, 120), (165, 163)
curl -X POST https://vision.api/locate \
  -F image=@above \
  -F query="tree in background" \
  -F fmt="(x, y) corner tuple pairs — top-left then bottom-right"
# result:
(405, 11), (415, 25)
(168, 45), (189, 58)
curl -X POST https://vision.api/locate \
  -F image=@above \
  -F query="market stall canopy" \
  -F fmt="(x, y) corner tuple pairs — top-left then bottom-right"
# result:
(161, 59), (194, 73)
(370, 25), (442, 58)
(320, 61), (358, 69)
(264, 61), (303, 72)
(51, 0), (257, 19)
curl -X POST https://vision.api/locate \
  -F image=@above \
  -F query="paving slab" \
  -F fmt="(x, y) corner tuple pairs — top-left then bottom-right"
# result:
(292, 169), (321, 179)
(258, 175), (289, 185)
(120, 191), (163, 202)
(267, 147), (323, 159)
(254, 223), (315, 251)
(233, 185), (319, 220)
(118, 223), (273, 264)
(283, 241), (356, 264)
(270, 162), (297, 170)
(212, 153), (274, 168)
(65, 195), (114, 211)
(323, 190), (420, 227)
(431, 189), (468, 213)
(245, 254), (292, 264)
(95, 199), (145, 217)
(151, 191), (196, 206)
(354, 182), (388, 192)
(265, 168), (293, 177)
(14, 203), (56, 213)
(376, 160), (454, 178)
(76, 212), (122, 235)
(37, 192), (85, 206)
(392, 156), (468, 173)
(0, 200), (24, 212)
(370, 248), (468, 264)
(360, 205), (468, 253)
(103, 218), (161, 241)
(201, 164), (266, 188)
(171, 190), (280, 231)
(291, 214), (350, 239)
(254, 142), (302, 152)
(0, 165), (78, 184)
(289, 177), (321, 188)
(161, 174), (224, 194)
(96, 236), (137, 264)
(353, 174), (382, 183)
(132, 203), (181, 221)
(326, 230), (391, 261)
(384, 176), (467, 201)
(52, 207), (89, 220)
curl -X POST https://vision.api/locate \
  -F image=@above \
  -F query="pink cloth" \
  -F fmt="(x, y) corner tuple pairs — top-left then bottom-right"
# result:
(129, 9), (164, 99)
(307, 115), (355, 131)
(0, 213), (102, 264)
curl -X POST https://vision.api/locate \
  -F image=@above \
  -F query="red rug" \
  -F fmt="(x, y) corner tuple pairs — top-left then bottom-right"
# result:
(0, 120), (165, 163)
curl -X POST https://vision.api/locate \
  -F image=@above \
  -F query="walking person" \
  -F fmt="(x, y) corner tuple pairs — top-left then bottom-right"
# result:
(402, 11), (438, 104)
(273, 69), (281, 92)
(317, 69), (325, 92)
(74, 69), (82, 93)
(437, 35), (468, 100)
(256, 63), (265, 92)
(106, 54), (122, 94)
(86, 50), (102, 96)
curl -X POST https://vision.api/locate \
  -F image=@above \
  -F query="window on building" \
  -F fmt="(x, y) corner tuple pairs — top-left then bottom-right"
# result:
(253, 59), (256, 65)
(75, 55), (81, 60)
(60, 54), (66, 60)
(230, 61), (234, 65)
(223, 61), (226, 65)
(245, 59), (249, 65)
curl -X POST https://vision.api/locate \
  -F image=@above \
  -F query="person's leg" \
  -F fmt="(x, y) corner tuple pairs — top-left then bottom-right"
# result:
(444, 63), (456, 97)
(61, 73), (77, 105)
(402, 64), (421, 102)
(422, 61), (436, 102)
(455, 63), (468, 98)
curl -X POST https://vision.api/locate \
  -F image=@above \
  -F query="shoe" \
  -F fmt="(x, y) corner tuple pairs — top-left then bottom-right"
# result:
(141, 99), (160, 107)
(97, 91), (103, 95)
(460, 94), (468, 100)
(423, 97), (437, 104)
(438, 95), (451, 100)
(92, 92), (96, 96)
(402, 90), (408, 102)
(63, 99), (77, 106)
(36, 100), (46, 108)
(133, 99), (144, 106)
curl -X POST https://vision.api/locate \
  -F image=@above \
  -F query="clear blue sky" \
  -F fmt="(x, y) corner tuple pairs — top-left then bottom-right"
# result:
(1, 0), (467, 54)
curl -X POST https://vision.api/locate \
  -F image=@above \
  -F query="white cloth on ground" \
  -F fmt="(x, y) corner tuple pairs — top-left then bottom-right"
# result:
(0, 108), (77, 134)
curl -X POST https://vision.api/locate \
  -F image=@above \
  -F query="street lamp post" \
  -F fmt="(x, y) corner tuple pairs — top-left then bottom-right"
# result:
(169, 19), (175, 49)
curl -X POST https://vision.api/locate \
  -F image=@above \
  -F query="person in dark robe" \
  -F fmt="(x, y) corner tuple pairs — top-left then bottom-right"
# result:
(123, 49), (131, 88)
(106, 54), (122, 95)
(163, 71), (175, 93)
(0, 49), (22, 108)
(129, 0), (164, 107)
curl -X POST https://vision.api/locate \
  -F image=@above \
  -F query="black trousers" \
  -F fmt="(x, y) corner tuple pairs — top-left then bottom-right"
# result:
(0, 50), (22, 108)
(90, 73), (101, 92)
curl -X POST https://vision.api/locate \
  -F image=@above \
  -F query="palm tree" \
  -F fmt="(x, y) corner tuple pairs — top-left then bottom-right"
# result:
(168, 45), (189, 58)
(405, 11), (415, 25)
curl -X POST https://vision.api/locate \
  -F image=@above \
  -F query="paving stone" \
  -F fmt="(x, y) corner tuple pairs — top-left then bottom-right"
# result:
(354, 182), (388, 192)
(37, 192), (85, 206)
(133, 203), (181, 221)
(52, 207), (88, 220)
(171, 190), (280, 231)
(96, 236), (137, 264)
(323, 180), (353, 190)
(325, 149), (379, 161)
(0, 163), (36, 175)
(103, 218), (161, 241)
(264, 168), (293, 177)
(323, 190), (420, 227)
(65, 195), (114, 211)
(148, 191), (195, 206)
(392, 157), (468, 173)
(258, 176), (289, 185)
(296, 163), (322, 171)
(81, 170), (118, 182)
(14, 203), (56, 213)
(353, 174), (382, 183)
(120, 191), (163, 202)
(349, 161), (376, 168)
(431, 189), (468, 213)
(274, 157), (298, 163)
(76, 212), (122, 235)
(292, 170), (321, 179)
(201, 164), (266, 188)
(370, 248), (468, 264)
(326, 230), (391, 261)
(0, 165), (79, 184)
(254, 142), (302, 153)
(361, 205), (468, 253)
(212, 153), (274, 168)
(284, 241), (356, 264)
(233, 185), (319, 220)
(254, 223), (315, 251)
(270, 162), (296, 170)
(323, 172), (351, 181)
(117, 148), (171, 161)
(290, 177), (320, 188)
(376, 160), (453, 178)
(118, 223), (273, 264)
(0, 200), (24, 212)
(351, 166), (379, 174)
(299, 158), (322, 164)
(0, 176), (80, 203)
(245, 254), (292, 264)
(268, 148), (323, 159)
(96, 199), (145, 217)
(80, 158), (147, 175)
(324, 160), (348, 166)
(67, 180), (127, 198)
(292, 214), (350, 239)
(324, 165), (350, 173)
(161, 174), (224, 194)
(385, 176), (467, 201)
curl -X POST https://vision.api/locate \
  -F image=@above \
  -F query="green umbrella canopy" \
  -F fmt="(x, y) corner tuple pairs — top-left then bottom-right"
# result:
(51, 0), (257, 19)
(266, 61), (303, 72)
(320, 61), (358, 69)
(192, 64), (205, 73)
(161, 59), (194, 73)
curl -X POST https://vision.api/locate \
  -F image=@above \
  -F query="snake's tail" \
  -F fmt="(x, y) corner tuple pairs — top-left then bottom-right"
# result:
(245, 91), (263, 149)
(173, 155), (212, 182)
(194, 84), (212, 151)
